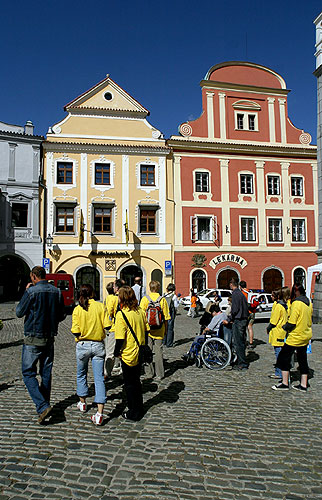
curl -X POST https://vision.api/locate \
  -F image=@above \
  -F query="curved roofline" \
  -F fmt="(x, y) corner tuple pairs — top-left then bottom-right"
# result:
(204, 61), (287, 89)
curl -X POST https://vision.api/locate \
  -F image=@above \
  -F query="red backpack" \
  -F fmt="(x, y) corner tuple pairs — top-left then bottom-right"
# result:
(146, 296), (164, 330)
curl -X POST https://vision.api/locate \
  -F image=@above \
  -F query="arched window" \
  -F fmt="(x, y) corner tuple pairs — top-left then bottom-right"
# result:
(191, 270), (206, 292)
(76, 266), (101, 300)
(293, 267), (306, 289)
(262, 268), (283, 293)
(217, 268), (238, 289)
(151, 269), (163, 294)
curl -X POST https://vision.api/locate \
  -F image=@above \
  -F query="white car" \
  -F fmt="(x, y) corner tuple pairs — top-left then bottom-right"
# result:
(248, 292), (274, 320)
(180, 288), (232, 312)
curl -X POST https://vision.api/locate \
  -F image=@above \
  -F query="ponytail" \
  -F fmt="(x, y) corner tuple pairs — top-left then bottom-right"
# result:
(78, 284), (94, 311)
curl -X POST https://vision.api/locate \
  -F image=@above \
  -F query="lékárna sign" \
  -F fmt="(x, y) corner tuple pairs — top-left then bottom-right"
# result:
(209, 254), (248, 269)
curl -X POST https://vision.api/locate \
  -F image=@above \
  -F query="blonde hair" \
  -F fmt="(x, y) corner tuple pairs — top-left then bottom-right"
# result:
(149, 280), (160, 293)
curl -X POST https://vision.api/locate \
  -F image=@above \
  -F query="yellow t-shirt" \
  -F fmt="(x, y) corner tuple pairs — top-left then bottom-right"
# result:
(71, 299), (109, 342)
(140, 292), (170, 339)
(104, 294), (119, 332)
(268, 302), (288, 346)
(114, 307), (149, 367)
(286, 298), (312, 347)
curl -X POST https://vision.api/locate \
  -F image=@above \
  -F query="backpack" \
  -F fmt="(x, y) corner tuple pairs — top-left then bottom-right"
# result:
(164, 292), (175, 317)
(146, 295), (164, 329)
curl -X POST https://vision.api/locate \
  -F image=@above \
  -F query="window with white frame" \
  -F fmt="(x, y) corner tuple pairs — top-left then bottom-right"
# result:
(235, 111), (258, 131)
(12, 203), (28, 227)
(139, 207), (158, 234)
(57, 161), (73, 184)
(140, 165), (155, 186)
(268, 218), (283, 242)
(237, 113), (244, 130)
(93, 206), (113, 234)
(241, 217), (256, 242)
(267, 175), (280, 196)
(291, 177), (303, 197)
(191, 216), (217, 242)
(240, 174), (254, 194)
(292, 219), (306, 242)
(95, 163), (110, 185)
(195, 172), (209, 192)
(56, 205), (75, 233)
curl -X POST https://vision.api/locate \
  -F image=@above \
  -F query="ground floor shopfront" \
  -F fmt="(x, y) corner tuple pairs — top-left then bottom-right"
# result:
(46, 244), (173, 301)
(174, 250), (318, 296)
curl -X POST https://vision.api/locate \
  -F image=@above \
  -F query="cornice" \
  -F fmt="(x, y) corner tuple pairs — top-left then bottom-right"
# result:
(313, 65), (322, 78)
(69, 106), (148, 119)
(166, 138), (316, 159)
(43, 140), (170, 155)
(0, 131), (43, 144)
(200, 79), (290, 96)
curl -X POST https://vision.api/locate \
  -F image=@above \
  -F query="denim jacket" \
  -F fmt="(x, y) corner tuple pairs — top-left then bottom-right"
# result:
(16, 280), (65, 339)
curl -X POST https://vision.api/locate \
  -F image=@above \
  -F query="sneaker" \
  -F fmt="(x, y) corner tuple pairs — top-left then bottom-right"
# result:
(37, 406), (52, 424)
(111, 367), (122, 376)
(77, 401), (87, 412)
(292, 384), (308, 392)
(269, 374), (282, 379)
(91, 412), (103, 426)
(272, 383), (289, 391)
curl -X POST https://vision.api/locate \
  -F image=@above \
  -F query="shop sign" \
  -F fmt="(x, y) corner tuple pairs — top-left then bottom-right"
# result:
(209, 254), (248, 269)
(91, 251), (130, 257)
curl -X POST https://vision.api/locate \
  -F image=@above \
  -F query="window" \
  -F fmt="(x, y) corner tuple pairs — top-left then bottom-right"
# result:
(237, 113), (244, 130)
(268, 218), (282, 242)
(12, 203), (28, 227)
(140, 165), (155, 186)
(56, 206), (74, 232)
(139, 208), (157, 233)
(197, 217), (211, 241)
(195, 172), (209, 192)
(95, 163), (110, 185)
(267, 175), (280, 196)
(191, 216), (217, 242)
(293, 267), (306, 288)
(94, 207), (112, 233)
(248, 115), (256, 131)
(240, 174), (254, 194)
(57, 162), (73, 184)
(241, 217), (256, 241)
(292, 219), (306, 242)
(291, 177), (303, 197)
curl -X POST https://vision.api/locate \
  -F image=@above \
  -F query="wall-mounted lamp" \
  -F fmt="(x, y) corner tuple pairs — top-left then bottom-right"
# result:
(225, 225), (230, 234)
(46, 233), (53, 253)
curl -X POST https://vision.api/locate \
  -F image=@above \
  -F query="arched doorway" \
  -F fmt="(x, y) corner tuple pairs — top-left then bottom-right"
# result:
(293, 267), (306, 288)
(192, 269), (206, 292)
(76, 266), (101, 300)
(151, 268), (163, 294)
(120, 265), (143, 287)
(0, 254), (30, 302)
(263, 268), (283, 293)
(217, 268), (238, 289)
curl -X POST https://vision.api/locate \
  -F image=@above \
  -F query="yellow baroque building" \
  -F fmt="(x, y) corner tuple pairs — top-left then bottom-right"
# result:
(42, 75), (173, 300)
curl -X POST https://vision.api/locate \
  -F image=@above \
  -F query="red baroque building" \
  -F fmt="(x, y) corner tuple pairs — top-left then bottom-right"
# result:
(168, 62), (318, 295)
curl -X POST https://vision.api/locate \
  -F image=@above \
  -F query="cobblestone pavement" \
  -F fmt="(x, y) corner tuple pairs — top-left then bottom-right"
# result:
(0, 303), (322, 500)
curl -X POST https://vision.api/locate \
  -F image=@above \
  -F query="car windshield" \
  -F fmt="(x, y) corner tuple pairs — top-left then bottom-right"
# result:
(220, 291), (231, 297)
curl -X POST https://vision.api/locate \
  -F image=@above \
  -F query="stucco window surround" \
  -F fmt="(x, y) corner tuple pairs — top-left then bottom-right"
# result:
(267, 217), (283, 243)
(54, 201), (77, 235)
(291, 217), (307, 243)
(54, 155), (78, 190)
(90, 157), (115, 190)
(190, 214), (217, 243)
(189, 268), (208, 291)
(266, 173), (282, 202)
(239, 216), (258, 243)
(137, 203), (160, 236)
(233, 100), (260, 132)
(290, 174), (305, 204)
(136, 159), (159, 193)
(238, 171), (256, 202)
(91, 203), (115, 237)
(102, 90), (114, 102)
(193, 168), (213, 201)
(292, 266), (307, 288)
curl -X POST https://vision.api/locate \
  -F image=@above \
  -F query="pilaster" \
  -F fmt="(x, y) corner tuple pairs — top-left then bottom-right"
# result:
(281, 162), (291, 247)
(278, 98), (287, 144)
(218, 93), (226, 140)
(255, 161), (265, 247)
(8, 143), (17, 181)
(206, 92), (215, 139)
(80, 153), (88, 243)
(219, 159), (230, 247)
(173, 155), (182, 247)
(159, 156), (166, 243)
(267, 97), (276, 143)
(122, 155), (129, 243)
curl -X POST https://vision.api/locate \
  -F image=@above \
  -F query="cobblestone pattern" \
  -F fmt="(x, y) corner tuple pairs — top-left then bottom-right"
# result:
(0, 304), (321, 500)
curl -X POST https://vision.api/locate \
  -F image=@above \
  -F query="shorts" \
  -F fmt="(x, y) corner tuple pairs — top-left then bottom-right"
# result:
(248, 313), (255, 325)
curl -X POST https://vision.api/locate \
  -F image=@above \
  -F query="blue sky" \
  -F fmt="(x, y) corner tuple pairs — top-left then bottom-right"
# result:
(1, 0), (321, 141)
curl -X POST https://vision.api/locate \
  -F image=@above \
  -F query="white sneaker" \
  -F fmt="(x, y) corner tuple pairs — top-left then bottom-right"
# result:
(77, 401), (87, 412)
(91, 412), (103, 426)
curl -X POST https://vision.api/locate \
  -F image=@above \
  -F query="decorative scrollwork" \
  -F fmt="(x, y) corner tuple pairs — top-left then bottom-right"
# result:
(179, 123), (192, 137)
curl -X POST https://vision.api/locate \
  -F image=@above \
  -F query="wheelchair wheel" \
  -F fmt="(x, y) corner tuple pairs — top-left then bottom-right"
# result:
(200, 337), (231, 370)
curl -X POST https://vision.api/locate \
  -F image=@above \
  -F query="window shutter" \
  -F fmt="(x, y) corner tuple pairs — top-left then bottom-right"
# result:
(212, 216), (219, 247)
(190, 216), (197, 242)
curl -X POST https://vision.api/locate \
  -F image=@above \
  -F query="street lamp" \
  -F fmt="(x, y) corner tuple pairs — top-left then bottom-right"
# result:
(46, 233), (53, 250)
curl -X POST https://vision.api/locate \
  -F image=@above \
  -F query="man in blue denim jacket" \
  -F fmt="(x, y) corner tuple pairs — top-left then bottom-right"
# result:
(16, 266), (65, 424)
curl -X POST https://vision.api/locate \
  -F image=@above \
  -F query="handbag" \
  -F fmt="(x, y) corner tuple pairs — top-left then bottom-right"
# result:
(121, 311), (153, 364)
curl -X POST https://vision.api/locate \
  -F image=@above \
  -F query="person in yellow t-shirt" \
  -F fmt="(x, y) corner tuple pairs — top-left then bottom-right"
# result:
(114, 286), (149, 421)
(104, 279), (124, 377)
(272, 284), (313, 392)
(266, 288), (288, 380)
(140, 280), (170, 380)
(71, 284), (109, 425)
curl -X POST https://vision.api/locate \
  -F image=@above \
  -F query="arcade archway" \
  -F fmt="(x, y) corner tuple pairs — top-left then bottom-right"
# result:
(217, 268), (239, 289)
(120, 265), (143, 287)
(263, 268), (283, 293)
(0, 254), (30, 302)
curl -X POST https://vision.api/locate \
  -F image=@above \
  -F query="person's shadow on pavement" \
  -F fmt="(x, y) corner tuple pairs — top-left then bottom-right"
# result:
(143, 380), (185, 414)
(47, 383), (96, 425)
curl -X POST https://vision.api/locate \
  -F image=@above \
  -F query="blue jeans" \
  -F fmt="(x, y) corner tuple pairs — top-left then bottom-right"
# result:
(76, 341), (106, 404)
(22, 342), (54, 414)
(223, 325), (232, 347)
(232, 319), (248, 368)
(274, 346), (282, 378)
(163, 315), (175, 347)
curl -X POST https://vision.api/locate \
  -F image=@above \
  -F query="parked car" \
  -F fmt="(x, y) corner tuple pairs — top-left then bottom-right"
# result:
(46, 273), (76, 310)
(248, 292), (274, 320)
(180, 288), (232, 312)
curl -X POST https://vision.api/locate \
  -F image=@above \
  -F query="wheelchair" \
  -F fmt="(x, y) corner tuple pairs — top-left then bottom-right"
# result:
(184, 325), (233, 371)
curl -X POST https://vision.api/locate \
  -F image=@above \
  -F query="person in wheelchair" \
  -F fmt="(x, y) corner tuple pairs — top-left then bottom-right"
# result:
(182, 305), (227, 363)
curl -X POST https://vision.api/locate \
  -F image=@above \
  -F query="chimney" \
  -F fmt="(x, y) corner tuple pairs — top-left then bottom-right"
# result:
(24, 120), (34, 135)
